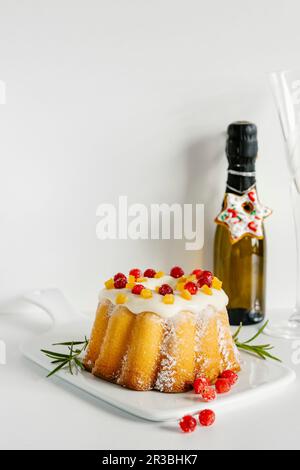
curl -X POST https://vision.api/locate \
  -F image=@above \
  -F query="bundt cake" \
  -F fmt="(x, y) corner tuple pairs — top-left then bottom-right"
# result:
(84, 267), (240, 393)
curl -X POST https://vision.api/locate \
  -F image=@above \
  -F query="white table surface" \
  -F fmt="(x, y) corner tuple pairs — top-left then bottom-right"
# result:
(1, 308), (300, 450)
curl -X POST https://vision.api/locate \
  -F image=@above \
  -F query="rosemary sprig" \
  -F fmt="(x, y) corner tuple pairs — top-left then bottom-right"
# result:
(41, 336), (89, 378)
(233, 320), (281, 362)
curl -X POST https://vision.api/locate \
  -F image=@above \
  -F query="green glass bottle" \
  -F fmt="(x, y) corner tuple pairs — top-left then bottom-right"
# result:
(214, 122), (266, 325)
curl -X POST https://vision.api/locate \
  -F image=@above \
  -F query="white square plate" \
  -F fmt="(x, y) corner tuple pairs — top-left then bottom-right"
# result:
(21, 289), (296, 422)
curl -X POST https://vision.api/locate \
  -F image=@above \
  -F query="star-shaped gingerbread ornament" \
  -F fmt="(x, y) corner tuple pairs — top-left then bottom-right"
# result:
(215, 188), (272, 244)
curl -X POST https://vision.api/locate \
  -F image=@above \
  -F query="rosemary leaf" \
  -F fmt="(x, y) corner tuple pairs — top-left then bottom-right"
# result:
(233, 321), (281, 363)
(47, 360), (69, 378)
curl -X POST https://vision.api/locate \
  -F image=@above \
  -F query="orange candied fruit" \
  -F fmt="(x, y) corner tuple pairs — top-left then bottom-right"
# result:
(137, 277), (147, 283)
(154, 271), (165, 279)
(162, 294), (175, 304)
(212, 277), (222, 290)
(181, 289), (192, 300)
(115, 293), (128, 304)
(201, 285), (213, 296)
(105, 278), (114, 289)
(126, 282), (135, 290)
(141, 288), (153, 299)
(176, 281), (186, 292)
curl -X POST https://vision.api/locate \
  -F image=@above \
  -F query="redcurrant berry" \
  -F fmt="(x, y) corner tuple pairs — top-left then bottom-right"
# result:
(144, 268), (156, 278)
(114, 272), (127, 282)
(201, 387), (216, 402)
(184, 282), (198, 295)
(199, 409), (215, 427)
(197, 271), (213, 288)
(158, 284), (174, 296)
(179, 415), (197, 433)
(170, 266), (185, 278)
(129, 268), (142, 279)
(220, 370), (238, 386)
(193, 376), (210, 394)
(215, 378), (231, 394)
(132, 284), (145, 295)
(114, 277), (127, 289)
(192, 269), (203, 279)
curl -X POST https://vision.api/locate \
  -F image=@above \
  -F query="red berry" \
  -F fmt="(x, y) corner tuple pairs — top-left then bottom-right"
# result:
(132, 284), (145, 295)
(184, 282), (198, 295)
(192, 269), (203, 279)
(220, 370), (238, 386)
(197, 271), (213, 288)
(215, 378), (231, 394)
(129, 268), (142, 279)
(144, 268), (156, 278)
(170, 266), (185, 278)
(114, 272), (127, 282)
(114, 277), (127, 289)
(193, 376), (210, 394)
(201, 387), (216, 402)
(158, 284), (174, 296)
(199, 409), (215, 427)
(179, 415), (197, 433)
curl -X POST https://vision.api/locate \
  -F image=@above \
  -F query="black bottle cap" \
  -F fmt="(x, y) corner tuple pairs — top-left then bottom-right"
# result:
(226, 122), (258, 159)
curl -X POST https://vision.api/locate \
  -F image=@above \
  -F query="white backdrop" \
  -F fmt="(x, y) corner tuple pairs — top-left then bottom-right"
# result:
(0, 0), (298, 313)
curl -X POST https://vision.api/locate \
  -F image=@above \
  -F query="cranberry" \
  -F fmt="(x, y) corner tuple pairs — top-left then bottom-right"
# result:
(201, 387), (216, 402)
(199, 409), (215, 427)
(197, 271), (213, 288)
(179, 415), (197, 433)
(220, 370), (238, 386)
(192, 269), (203, 279)
(170, 266), (185, 279)
(132, 284), (145, 295)
(158, 284), (174, 296)
(114, 277), (127, 289)
(129, 268), (142, 279)
(184, 282), (198, 295)
(193, 376), (210, 394)
(215, 378), (231, 394)
(144, 268), (156, 278)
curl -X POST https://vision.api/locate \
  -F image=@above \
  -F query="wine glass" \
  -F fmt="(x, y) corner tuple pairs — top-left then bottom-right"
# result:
(266, 70), (300, 338)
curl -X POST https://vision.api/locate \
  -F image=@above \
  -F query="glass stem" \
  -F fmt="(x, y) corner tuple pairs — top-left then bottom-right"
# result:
(290, 180), (300, 322)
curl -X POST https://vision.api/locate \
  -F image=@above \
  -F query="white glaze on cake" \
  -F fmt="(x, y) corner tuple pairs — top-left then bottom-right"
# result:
(99, 275), (228, 319)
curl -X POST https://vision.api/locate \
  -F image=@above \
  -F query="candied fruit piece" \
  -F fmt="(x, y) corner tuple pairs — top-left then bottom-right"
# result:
(141, 288), (153, 299)
(201, 285), (213, 296)
(137, 277), (147, 283)
(126, 282), (135, 290)
(176, 281), (186, 292)
(154, 271), (165, 279)
(104, 278), (114, 289)
(115, 293), (128, 304)
(212, 277), (223, 290)
(162, 294), (175, 304)
(181, 289), (192, 300)
(128, 275), (136, 284)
